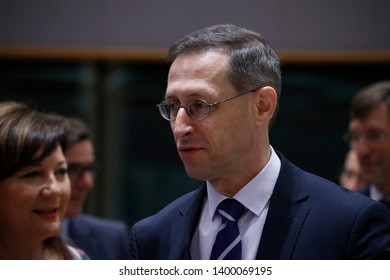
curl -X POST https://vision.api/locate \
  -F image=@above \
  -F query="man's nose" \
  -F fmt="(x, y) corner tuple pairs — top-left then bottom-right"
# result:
(72, 171), (95, 190)
(353, 138), (372, 156)
(172, 108), (194, 139)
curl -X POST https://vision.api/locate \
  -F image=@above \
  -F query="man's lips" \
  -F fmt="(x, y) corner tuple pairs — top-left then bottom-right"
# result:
(70, 195), (81, 202)
(177, 145), (203, 158)
(360, 159), (378, 169)
(178, 145), (202, 152)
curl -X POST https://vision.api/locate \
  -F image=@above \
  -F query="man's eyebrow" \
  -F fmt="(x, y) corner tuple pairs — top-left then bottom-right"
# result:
(165, 92), (206, 99)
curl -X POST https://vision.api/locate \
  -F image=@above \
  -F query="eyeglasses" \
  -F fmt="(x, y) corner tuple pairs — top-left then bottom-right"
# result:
(68, 163), (97, 180)
(157, 88), (259, 121)
(343, 130), (389, 146)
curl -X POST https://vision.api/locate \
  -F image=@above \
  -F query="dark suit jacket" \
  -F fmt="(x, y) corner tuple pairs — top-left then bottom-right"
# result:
(359, 186), (371, 197)
(68, 214), (130, 260)
(129, 152), (390, 259)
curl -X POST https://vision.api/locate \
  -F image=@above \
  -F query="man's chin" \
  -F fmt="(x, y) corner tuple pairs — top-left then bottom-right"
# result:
(363, 172), (380, 184)
(185, 169), (208, 181)
(65, 204), (83, 218)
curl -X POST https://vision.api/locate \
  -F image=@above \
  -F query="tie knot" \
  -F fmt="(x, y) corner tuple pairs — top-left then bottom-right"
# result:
(217, 199), (245, 222)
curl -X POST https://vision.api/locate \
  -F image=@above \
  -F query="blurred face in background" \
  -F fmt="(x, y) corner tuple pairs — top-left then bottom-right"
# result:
(0, 145), (70, 245)
(339, 150), (366, 191)
(64, 139), (95, 217)
(349, 103), (390, 195)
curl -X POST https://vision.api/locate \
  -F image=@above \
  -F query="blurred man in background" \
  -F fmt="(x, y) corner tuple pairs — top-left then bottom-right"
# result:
(347, 81), (390, 209)
(62, 117), (129, 259)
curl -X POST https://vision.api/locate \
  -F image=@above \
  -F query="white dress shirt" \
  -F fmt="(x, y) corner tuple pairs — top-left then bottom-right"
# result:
(369, 184), (389, 202)
(190, 146), (281, 259)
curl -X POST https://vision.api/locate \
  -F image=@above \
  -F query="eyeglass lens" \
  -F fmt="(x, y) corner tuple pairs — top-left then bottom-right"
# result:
(68, 163), (96, 179)
(344, 130), (388, 146)
(158, 99), (210, 121)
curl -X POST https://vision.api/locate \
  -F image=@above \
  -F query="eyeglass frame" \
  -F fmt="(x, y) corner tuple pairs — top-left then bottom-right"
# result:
(343, 129), (389, 147)
(67, 162), (97, 180)
(156, 88), (260, 121)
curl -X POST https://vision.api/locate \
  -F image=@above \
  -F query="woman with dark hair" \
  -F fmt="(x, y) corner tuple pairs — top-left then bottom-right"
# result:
(0, 101), (87, 259)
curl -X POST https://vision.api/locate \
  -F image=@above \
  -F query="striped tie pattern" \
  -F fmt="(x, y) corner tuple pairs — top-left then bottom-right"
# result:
(210, 199), (245, 260)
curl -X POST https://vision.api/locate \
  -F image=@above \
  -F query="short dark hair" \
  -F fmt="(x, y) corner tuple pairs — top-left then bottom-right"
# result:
(350, 81), (390, 120)
(167, 24), (281, 125)
(64, 117), (92, 148)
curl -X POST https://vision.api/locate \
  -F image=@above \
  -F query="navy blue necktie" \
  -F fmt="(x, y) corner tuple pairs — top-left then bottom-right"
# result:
(210, 199), (245, 260)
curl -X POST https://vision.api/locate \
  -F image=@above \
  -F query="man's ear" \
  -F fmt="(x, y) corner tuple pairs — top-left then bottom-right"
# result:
(253, 86), (277, 125)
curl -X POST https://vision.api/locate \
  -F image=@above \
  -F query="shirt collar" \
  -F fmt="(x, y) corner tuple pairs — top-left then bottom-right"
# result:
(206, 146), (281, 220)
(370, 184), (389, 201)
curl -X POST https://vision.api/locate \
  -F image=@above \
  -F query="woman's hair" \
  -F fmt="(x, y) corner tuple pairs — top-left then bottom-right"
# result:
(0, 101), (72, 259)
(0, 101), (68, 179)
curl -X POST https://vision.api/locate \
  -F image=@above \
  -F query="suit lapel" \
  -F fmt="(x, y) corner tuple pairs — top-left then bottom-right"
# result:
(69, 215), (97, 256)
(256, 153), (309, 259)
(168, 153), (311, 260)
(358, 185), (370, 197)
(169, 186), (206, 259)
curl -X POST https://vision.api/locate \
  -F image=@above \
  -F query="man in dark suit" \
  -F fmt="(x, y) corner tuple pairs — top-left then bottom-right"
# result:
(347, 81), (390, 209)
(129, 24), (390, 259)
(62, 117), (129, 259)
